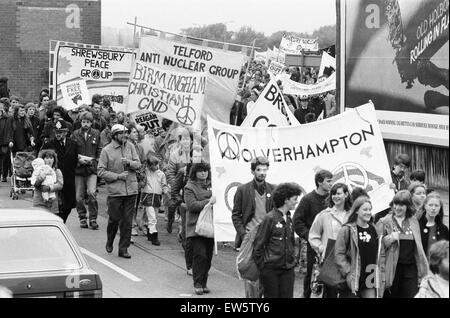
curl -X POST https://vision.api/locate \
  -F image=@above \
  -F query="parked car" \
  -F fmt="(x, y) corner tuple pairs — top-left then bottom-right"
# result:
(0, 209), (102, 298)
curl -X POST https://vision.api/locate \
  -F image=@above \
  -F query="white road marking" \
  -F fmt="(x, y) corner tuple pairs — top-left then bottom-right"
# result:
(80, 247), (142, 282)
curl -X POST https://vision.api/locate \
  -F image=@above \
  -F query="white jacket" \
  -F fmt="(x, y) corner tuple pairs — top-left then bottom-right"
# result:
(142, 168), (167, 195)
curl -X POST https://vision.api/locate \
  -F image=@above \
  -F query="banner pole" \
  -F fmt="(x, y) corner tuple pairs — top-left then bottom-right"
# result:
(242, 39), (256, 90)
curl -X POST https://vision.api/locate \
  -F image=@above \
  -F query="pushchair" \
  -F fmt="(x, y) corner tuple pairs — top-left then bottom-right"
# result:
(10, 151), (35, 200)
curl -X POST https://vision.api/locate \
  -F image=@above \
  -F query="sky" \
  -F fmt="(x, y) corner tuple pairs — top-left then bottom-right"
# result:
(102, 0), (336, 35)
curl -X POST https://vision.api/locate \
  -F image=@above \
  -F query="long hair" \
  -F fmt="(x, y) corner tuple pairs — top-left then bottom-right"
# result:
(389, 190), (415, 218)
(12, 104), (33, 131)
(327, 182), (352, 211)
(346, 196), (373, 225)
(419, 192), (445, 225)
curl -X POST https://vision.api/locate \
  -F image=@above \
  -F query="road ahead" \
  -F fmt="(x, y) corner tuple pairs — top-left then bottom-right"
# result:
(0, 180), (304, 298)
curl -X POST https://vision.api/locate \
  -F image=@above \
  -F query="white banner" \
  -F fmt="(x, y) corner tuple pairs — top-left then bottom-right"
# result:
(267, 60), (285, 78)
(127, 60), (206, 129)
(130, 110), (164, 137)
(280, 33), (319, 54)
(130, 36), (246, 123)
(280, 72), (336, 96)
(254, 50), (267, 62)
(318, 51), (336, 77)
(271, 47), (286, 64)
(208, 103), (394, 242)
(241, 79), (299, 127)
(54, 42), (134, 112)
(60, 79), (90, 110)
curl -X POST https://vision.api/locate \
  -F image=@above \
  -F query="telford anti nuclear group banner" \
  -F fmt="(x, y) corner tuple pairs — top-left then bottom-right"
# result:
(208, 103), (394, 242)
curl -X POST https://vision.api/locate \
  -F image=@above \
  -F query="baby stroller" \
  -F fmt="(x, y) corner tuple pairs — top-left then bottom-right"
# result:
(10, 151), (35, 200)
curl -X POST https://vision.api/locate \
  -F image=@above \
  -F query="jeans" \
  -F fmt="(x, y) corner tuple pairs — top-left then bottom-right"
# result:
(303, 242), (316, 298)
(106, 195), (136, 253)
(260, 267), (295, 298)
(75, 174), (98, 221)
(190, 236), (214, 288)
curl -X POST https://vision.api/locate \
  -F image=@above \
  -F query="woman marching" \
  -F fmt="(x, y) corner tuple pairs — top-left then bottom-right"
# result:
(31, 149), (63, 214)
(376, 190), (429, 298)
(418, 192), (449, 257)
(335, 196), (383, 298)
(184, 162), (216, 295)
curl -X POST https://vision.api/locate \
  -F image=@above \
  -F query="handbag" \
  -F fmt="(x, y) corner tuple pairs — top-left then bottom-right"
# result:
(310, 255), (324, 298)
(236, 225), (260, 282)
(195, 203), (214, 238)
(317, 239), (346, 288)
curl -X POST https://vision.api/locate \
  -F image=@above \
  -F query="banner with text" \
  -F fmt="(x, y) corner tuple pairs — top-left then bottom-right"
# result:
(280, 72), (336, 96)
(60, 79), (90, 111)
(127, 60), (206, 129)
(280, 33), (319, 54)
(54, 42), (134, 112)
(270, 47), (286, 64)
(341, 0), (449, 146)
(130, 110), (164, 136)
(208, 103), (393, 242)
(241, 79), (299, 127)
(267, 60), (285, 78)
(130, 36), (246, 123)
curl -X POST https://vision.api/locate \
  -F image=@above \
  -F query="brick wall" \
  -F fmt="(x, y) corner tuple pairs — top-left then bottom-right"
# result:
(0, 0), (101, 103)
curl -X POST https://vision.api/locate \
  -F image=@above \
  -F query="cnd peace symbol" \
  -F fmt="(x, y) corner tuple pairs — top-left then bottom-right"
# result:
(217, 132), (240, 160)
(176, 106), (196, 126)
(332, 162), (369, 192)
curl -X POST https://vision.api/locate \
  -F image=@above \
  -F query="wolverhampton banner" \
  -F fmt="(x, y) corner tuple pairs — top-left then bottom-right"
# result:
(208, 102), (394, 242)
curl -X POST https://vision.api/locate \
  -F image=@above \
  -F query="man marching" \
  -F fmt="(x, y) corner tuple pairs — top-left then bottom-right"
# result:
(72, 112), (102, 229)
(98, 124), (141, 259)
(232, 156), (275, 297)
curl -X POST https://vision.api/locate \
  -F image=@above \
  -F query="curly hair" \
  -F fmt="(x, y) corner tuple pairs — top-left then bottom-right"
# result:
(272, 183), (302, 208)
(429, 240), (449, 274)
(250, 156), (269, 172)
(38, 149), (58, 168)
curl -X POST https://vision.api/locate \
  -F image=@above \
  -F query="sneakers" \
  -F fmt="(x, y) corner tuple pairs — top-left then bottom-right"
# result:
(194, 287), (204, 295)
(89, 220), (99, 230)
(131, 227), (139, 236)
(118, 251), (131, 259)
(202, 286), (210, 294)
(80, 219), (88, 229)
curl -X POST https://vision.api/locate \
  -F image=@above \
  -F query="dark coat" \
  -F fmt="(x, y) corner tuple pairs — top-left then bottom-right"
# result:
(232, 180), (275, 248)
(253, 209), (296, 271)
(42, 138), (78, 210)
(7, 117), (34, 152)
(419, 215), (449, 255)
(72, 128), (101, 176)
(184, 179), (212, 239)
(41, 120), (73, 141)
(0, 113), (11, 146)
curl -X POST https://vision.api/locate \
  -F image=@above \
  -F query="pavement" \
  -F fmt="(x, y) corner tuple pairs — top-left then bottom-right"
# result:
(1, 179), (447, 298)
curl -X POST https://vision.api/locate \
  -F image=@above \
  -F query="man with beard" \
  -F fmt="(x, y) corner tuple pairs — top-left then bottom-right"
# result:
(98, 124), (141, 259)
(293, 169), (333, 298)
(390, 153), (411, 192)
(232, 156), (275, 298)
(72, 112), (102, 229)
(42, 119), (78, 222)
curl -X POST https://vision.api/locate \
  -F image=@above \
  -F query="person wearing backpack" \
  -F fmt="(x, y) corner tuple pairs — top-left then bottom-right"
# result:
(335, 196), (384, 298)
(252, 183), (302, 298)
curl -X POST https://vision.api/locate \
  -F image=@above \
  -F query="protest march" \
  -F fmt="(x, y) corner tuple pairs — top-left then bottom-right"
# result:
(0, 0), (448, 302)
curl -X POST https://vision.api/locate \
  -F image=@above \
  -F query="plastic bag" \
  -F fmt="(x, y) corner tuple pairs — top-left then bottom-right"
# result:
(195, 203), (214, 238)
(236, 225), (260, 282)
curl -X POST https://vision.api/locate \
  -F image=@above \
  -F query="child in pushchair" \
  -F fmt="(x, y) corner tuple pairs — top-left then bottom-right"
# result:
(31, 157), (57, 202)
(10, 151), (35, 199)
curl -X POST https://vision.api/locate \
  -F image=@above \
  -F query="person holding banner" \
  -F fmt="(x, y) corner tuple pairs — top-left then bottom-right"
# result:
(98, 124), (141, 259)
(309, 183), (353, 298)
(253, 182), (302, 298)
(232, 157), (275, 298)
(184, 162), (216, 295)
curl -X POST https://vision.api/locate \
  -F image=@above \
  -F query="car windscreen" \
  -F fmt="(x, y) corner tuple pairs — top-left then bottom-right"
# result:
(0, 225), (82, 274)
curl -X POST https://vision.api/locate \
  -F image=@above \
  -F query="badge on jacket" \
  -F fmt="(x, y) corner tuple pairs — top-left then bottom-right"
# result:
(276, 222), (283, 229)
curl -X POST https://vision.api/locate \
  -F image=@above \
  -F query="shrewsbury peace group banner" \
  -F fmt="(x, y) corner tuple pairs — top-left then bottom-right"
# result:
(241, 79), (299, 127)
(279, 71), (336, 96)
(128, 36), (246, 123)
(279, 33), (319, 54)
(208, 103), (394, 242)
(53, 42), (134, 112)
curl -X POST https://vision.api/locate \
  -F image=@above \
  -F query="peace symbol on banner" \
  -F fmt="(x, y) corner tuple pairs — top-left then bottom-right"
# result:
(217, 132), (240, 160)
(332, 162), (369, 191)
(176, 106), (196, 126)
